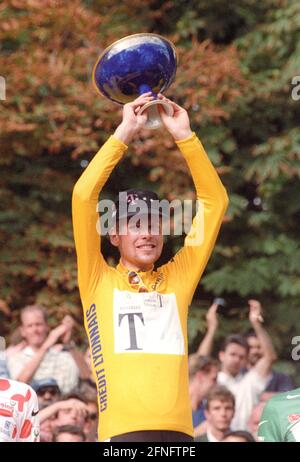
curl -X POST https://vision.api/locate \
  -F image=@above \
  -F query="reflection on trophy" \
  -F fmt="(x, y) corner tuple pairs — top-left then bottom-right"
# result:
(92, 33), (177, 129)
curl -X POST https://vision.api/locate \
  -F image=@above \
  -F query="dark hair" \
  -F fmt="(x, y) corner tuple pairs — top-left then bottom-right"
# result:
(223, 430), (256, 442)
(244, 329), (257, 340)
(205, 385), (235, 411)
(61, 391), (87, 404)
(220, 334), (249, 353)
(189, 355), (219, 379)
(53, 425), (86, 442)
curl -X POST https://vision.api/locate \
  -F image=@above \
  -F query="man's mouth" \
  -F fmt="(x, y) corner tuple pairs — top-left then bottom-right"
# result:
(136, 244), (156, 249)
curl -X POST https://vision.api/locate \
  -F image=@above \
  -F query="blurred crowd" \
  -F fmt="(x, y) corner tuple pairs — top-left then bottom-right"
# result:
(0, 299), (296, 442)
(0, 304), (98, 442)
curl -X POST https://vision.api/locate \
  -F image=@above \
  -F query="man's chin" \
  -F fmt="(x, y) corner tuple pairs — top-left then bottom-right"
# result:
(136, 254), (158, 268)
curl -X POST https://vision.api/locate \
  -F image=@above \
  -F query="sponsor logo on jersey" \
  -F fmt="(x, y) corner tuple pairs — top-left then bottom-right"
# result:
(288, 414), (300, 423)
(287, 394), (300, 400)
(258, 420), (268, 427)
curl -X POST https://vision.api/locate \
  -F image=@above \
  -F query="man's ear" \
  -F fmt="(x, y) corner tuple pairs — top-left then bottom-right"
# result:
(219, 351), (225, 362)
(109, 230), (120, 247)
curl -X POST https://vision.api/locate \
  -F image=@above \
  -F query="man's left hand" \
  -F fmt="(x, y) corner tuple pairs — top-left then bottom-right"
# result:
(157, 94), (192, 141)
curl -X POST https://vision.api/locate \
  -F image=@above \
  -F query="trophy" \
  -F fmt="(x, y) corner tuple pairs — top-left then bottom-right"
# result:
(92, 33), (177, 129)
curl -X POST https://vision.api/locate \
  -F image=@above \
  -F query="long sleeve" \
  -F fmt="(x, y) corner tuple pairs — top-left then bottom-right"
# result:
(161, 132), (229, 303)
(72, 135), (128, 302)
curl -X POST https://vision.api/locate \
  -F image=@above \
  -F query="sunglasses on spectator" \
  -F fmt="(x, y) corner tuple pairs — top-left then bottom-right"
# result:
(37, 387), (59, 397)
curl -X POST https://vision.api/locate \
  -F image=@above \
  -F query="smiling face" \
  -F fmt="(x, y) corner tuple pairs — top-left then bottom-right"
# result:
(20, 309), (49, 349)
(109, 215), (164, 271)
(247, 335), (262, 366)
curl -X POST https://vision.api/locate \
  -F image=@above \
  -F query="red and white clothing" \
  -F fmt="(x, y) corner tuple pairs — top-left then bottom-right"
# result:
(0, 377), (40, 442)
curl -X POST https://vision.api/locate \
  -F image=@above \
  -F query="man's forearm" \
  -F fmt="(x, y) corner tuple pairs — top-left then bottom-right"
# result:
(114, 122), (135, 145)
(39, 401), (61, 424)
(196, 329), (216, 357)
(253, 322), (277, 362)
(172, 128), (193, 142)
(16, 347), (47, 383)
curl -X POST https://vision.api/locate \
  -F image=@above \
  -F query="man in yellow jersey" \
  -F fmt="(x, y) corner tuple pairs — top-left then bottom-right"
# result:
(72, 92), (229, 442)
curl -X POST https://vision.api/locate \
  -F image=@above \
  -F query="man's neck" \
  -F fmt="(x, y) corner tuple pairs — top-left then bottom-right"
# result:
(221, 367), (239, 379)
(120, 257), (152, 272)
(29, 344), (45, 353)
(208, 425), (227, 442)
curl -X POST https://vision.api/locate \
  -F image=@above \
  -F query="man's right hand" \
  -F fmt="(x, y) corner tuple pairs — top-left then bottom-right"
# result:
(114, 92), (154, 144)
(206, 302), (219, 332)
(42, 324), (69, 352)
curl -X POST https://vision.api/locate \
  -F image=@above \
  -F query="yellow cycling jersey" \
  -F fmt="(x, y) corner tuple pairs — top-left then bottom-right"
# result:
(72, 132), (229, 441)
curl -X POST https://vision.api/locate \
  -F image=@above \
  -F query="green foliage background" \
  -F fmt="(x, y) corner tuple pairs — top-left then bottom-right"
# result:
(0, 0), (299, 381)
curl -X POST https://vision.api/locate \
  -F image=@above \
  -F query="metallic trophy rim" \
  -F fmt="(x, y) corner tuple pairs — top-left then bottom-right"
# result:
(92, 32), (178, 101)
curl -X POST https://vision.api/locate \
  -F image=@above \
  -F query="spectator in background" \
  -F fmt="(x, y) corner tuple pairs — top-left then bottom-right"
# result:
(189, 355), (219, 437)
(31, 378), (61, 408)
(195, 385), (235, 442)
(245, 327), (294, 392)
(40, 410), (56, 443)
(7, 304), (79, 394)
(247, 400), (266, 440)
(50, 393), (88, 429)
(79, 379), (98, 442)
(223, 430), (256, 442)
(84, 402), (98, 442)
(5, 327), (26, 358)
(198, 299), (276, 430)
(53, 425), (86, 442)
(39, 393), (88, 442)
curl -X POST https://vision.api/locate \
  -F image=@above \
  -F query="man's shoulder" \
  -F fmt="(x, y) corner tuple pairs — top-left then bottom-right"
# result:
(0, 376), (36, 398)
(267, 387), (300, 406)
(7, 346), (31, 363)
(195, 433), (209, 442)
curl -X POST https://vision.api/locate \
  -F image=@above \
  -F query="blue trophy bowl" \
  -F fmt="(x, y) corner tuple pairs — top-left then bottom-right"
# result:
(92, 33), (177, 129)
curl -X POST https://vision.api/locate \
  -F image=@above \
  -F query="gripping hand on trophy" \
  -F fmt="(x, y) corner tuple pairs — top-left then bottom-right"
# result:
(157, 94), (192, 141)
(114, 92), (154, 145)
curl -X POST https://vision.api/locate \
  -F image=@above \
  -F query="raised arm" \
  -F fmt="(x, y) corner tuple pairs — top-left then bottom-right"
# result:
(72, 93), (153, 301)
(158, 95), (229, 300)
(196, 302), (219, 356)
(249, 300), (277, 378)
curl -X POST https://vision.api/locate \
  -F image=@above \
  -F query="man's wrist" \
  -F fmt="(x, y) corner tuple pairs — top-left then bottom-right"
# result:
(62, 341), (75, 352)
(114, 123), (135, 145)
(172, 129), (193, 142)
(40, 342), (50, 354)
